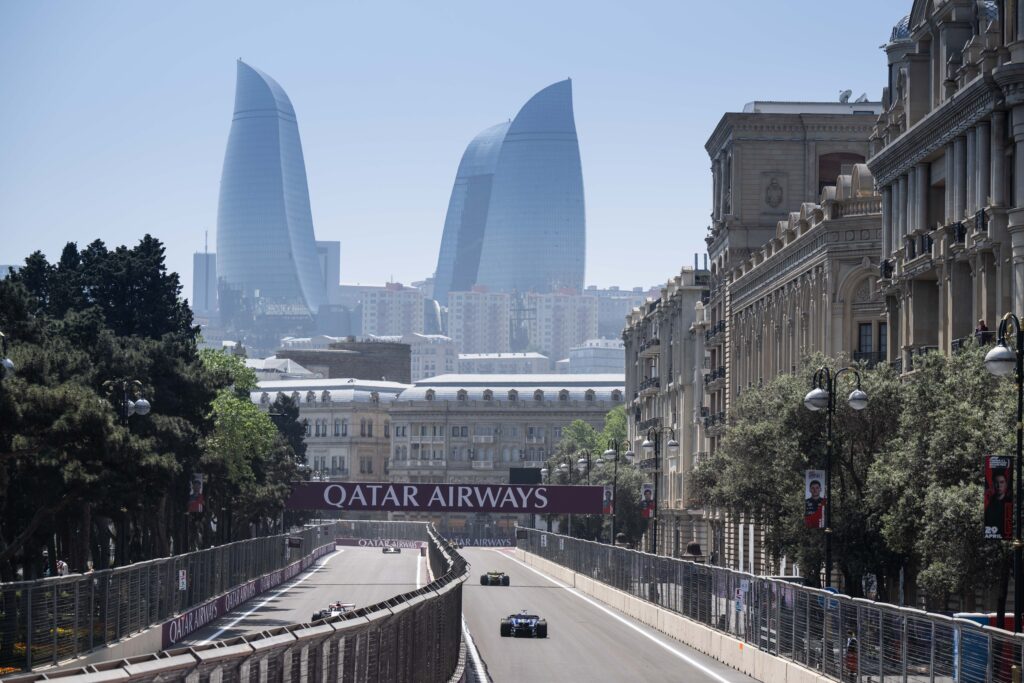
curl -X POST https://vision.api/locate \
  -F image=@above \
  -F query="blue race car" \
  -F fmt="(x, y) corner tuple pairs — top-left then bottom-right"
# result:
(500, 610), (547, 638)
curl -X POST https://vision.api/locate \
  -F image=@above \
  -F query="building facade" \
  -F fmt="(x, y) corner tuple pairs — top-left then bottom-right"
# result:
(216, 61), (326, 320)
(368, 333), (457, 381)
(458, 352), (551, 374)
(585, 285), (658, 339)
(361, 283), (425, 337)
(276, 338), (411, 383)
(622, 268), (710, 557)
(252, 379), (409, 483)
(192, 252), (218, 318)
(869, 2), (1019, 369)
(524, 291), (599, 362)
(566, 338), (625, 374)
(434, 80), (586, 301)
(447, 289), (512, 353)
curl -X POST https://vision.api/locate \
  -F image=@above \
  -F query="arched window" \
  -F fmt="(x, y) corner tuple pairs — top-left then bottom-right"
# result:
(508, 390), (518, 401)
(559, 389), (569, 402)
(483, 389), (494, 401)
(585, 389), (596, 402)
(426, 389), (436, 401)
(457, 389), (468, 401)
(534, 389), (544, 401)
(611, 389), (622, 402)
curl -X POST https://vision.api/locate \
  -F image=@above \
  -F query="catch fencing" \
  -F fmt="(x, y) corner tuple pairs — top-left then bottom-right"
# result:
(0, 523), (341, 673)
(10, 522), (468, 683)
(521, 528), (1024, 683)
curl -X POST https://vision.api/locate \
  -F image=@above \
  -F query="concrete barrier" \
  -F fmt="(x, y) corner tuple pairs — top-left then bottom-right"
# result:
(515, 549), (831, 683)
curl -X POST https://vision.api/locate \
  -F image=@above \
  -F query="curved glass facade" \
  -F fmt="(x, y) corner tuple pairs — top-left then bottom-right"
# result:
(433, 122), (509, 306)
(216, 61), (325, 318)
(475, 80), (585, 294)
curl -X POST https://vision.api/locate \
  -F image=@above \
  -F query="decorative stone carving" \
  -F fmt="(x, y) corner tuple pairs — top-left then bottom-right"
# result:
(766, 178), (784, 208)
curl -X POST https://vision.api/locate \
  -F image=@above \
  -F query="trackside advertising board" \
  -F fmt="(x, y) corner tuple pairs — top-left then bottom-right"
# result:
(285, 482), (604, 513)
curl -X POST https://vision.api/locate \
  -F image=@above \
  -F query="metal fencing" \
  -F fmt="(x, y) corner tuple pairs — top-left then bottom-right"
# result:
(0, 523), (343, 673)
(10, 522), (468, 683)
(521, 528), (1024, 683)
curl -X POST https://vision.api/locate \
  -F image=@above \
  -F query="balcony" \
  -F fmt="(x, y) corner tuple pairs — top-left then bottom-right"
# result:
(703, 366), (726, 391)
(953, 332), (995, 352)
(638, 376), (661, 397)
(472, 435), (495, 443)
(851, 351), (885, 368)
(704, 320), (726, 346)
(637, 416), (662, 432)
(638, 337), (661, 358)
(471, 461), (494, 470)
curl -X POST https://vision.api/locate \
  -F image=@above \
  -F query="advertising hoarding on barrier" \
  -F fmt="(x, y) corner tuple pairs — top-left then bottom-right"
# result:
(160, 543), (334, 648)
(335, 538), (425, 549)
(286, 482), (604, 513)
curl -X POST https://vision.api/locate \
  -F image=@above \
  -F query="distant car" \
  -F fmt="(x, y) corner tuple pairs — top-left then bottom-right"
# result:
(500, 610), (547, 638)
(382, 546), (401, 554)
(480, 571), (510, 586)
(311, 601), (355, 621)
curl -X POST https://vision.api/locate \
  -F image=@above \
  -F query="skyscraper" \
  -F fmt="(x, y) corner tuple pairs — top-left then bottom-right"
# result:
(192, 252), (217, 317)
(216, 61), (326, 319)
(433, 80), (586, 304)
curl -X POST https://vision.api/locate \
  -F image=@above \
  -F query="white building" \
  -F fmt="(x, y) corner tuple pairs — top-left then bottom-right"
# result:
(524, 291), (598, 362)
(566, 338), (624, 374)
(458, 352), (551, 375)
(447, 289), (512, 353)
(245, 356), (322, 381)
(361, 283), (425, 336)
(367, 333), (457, 381)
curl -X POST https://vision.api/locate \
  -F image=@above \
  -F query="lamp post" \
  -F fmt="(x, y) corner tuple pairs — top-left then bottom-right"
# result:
(557, 458), (574, 536)
(802, 366), (868, 589)
(576, 449), (592, 484)
(601, 440), (634, 545)
(540, 466), (552, 531)
(102, 378), (152, 426)
(985, 312), (1024, 633)
(640, 427), (680, 554)
(0, 331), (13, 379)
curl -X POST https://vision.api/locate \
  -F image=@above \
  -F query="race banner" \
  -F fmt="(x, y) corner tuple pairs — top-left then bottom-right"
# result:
(984, 456), (1014, 540)
(187, 473), (206, 514)
(640, 483), (655, 519)
(286, 482), (604, 514)
(804, 470), (826, 529)
(602, 484), (614, 515)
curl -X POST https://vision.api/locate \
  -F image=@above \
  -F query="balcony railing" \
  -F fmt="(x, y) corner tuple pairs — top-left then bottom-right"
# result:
(637, 416), (662, 432)
(890, 358), (903, 374)
(639, 377), (661, 394)
(703, 366), (726, 385)
(639, 337), (661, 353)
(952, 331), (994, 352)
(704, 320), (726, 343)
(906, 346), (939, 371)
(852, 351), (885, 368)
(471, 461), (494, 470)
(472, 435), (495, 443)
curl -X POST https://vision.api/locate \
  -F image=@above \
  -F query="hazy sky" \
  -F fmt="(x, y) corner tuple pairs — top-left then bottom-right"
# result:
(0, 1), (904, 304)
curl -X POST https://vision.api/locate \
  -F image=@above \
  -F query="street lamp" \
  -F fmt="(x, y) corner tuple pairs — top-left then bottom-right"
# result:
(641, 427), (680, 554)
(540, 466), (552, 531)
(0, 331), (13, 378)
(577, 449), (592, 484)
(802, 366), (867, 588)
(601, 440), (634, 544)
(103, 378), (152, 425)
(985, 312), (1024, 633)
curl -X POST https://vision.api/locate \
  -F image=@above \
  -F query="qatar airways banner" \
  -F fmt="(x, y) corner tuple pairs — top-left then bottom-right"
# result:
(286, 482), (604, 514)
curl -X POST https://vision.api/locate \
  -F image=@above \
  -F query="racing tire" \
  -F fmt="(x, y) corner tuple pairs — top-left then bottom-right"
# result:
(501, 575), (510, 586)
(480, 575), (488, 585)
(536, 621), (547, 638)
(500, 620), (512, 637)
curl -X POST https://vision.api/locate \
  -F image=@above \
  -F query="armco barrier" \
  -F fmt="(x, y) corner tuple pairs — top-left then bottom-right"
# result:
(0, 523), (343, 673)
(520, 528), (1024, 683)
(7, 523), (469, 683)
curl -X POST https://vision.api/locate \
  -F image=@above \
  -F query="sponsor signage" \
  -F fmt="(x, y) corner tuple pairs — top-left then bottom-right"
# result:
(286, 482), (604, 513)
(160, 543), (333, 648)
(335, 537), (425, 549)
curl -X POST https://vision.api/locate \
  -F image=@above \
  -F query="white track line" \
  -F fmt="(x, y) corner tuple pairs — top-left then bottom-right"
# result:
(197, 548), (345, 644)
(495, 550), (737, 683)
(461, 615), (488, 682)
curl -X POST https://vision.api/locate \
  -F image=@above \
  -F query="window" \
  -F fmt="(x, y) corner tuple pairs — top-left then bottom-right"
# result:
(452, 426), (460, 437)
(483, 389), (494, 401)
(303, 420), (311, 436)
(508, 390), (518, 401)
(425, 389), (435, 401)
(611, 390), (622, 402)
(585, 389), (596, 402)
(420, 425), (428, 436)
(334, 419), (341, 436)
(858, 323), (872, 353)
(879, 323), (888, 361)
(367, 421), (373, 438)
(559, 390), (569, 401)
(457, 389), (468, 401)
(360, 457), (373, 474)
(461, 426), (468, 437)
(341, 419), (348, 437)
(360, 419), (367, 437)
(384, 421), (390, 437)
(534, 389), (544, 401)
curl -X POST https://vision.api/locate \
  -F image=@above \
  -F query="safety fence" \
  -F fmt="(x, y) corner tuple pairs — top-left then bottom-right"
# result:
(521, 528), (1024, 683)
(0, 523), (342, 673)
(9, 522), (468, 683)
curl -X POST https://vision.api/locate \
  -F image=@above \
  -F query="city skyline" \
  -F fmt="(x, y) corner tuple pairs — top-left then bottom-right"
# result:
(0, 1), (897, 303)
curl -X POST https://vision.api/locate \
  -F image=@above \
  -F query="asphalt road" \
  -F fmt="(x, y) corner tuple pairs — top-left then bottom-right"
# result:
(178, 546), (424, 645)
(460, 548), (757, 683)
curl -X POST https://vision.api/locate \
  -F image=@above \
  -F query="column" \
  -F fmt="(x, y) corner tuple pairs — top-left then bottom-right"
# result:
(993, 111), (1008, 207)
(978, 121), (992, 210)
(966, 126), (977, 213)
(713, 157), (722, 221)
(882, 185), (893, 258)
(916, 162), (929, 232)
(1010, 104), (1024, 313)
(945, 143), (956, 223)
(896, 175), (907, 240)
(907, 171), (918, 234)
(954, 135), (968, 220)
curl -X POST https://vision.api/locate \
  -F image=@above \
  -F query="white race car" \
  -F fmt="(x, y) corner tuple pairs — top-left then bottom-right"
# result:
(382, 546), (401, 554)
(311, 601), (356, 621)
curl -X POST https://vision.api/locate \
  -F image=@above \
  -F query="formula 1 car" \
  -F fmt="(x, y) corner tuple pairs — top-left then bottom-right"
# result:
(480, 571), (510, 586)
(500, 610), (547, 638)
(311, 601), (355, 621)
(382, 546), (401, 554)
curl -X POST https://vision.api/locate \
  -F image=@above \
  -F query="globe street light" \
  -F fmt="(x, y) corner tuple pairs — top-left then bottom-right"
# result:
(0, 331), (13, 379)
(103, 378), (152, 426)
(602, 440), (634, 544)
(985, 312), (1024, 633)
(641, 427), (680, 554)
(802, 366), (867, 588)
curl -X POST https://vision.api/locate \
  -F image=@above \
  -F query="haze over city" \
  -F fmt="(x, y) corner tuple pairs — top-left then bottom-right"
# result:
(0, 1), (896, 292)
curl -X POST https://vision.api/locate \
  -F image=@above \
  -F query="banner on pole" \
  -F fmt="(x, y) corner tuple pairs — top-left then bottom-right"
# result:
(984, 455), (1013, 540)
(804, 469), (826, 529)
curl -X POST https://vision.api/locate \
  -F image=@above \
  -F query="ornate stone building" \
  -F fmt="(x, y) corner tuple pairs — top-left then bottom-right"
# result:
(869, 1), (1017, 366)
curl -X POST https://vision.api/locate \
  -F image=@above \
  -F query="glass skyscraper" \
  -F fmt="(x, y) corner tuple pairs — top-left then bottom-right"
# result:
(216, 61), (326, 319)
(433, 80), (585, 304)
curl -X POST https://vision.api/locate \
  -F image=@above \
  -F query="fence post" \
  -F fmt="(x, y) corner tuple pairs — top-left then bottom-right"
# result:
(25, 585), (32, 670)
(902, 615), (909, 683)
(928, 621), (935, 683)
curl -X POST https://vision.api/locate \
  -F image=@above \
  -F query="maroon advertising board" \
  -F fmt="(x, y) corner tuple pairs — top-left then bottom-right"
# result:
(285, 482), (604, 514)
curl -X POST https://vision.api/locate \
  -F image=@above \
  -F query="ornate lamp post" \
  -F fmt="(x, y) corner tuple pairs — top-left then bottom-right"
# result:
(985, 312), (1024, 633)
(640, 427), (679, 554)
(600, 440), (634, 544)
(103, 378), (152, 426)
(540, 466), (552, 531)
(0, 331), (13, 379)
(576, 449), (593, 484)
(802, 366), (868, 588)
